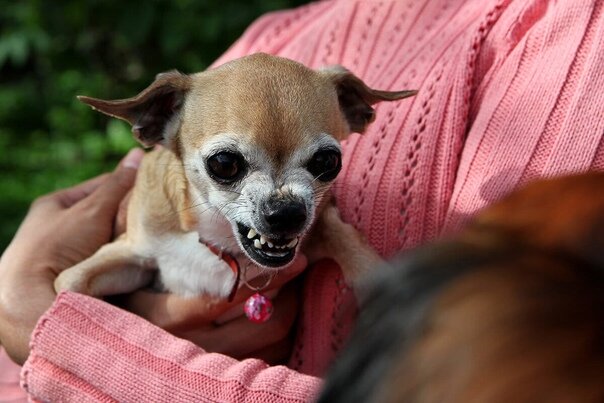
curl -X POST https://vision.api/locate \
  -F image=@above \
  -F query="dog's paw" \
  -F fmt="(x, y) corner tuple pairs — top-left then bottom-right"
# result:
(306, 203), (385, 288)
(53, 240), (153, 297)
(321, 204), (346, 231)
(54, 271), (91, 295)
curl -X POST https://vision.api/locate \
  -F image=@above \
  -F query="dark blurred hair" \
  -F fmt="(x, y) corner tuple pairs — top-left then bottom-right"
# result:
(319, 173), (604, 403)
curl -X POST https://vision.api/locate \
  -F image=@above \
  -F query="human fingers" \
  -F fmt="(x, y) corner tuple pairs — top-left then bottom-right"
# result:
(78, 148), (143, 213)
(26, 174), (109, 217)
(174, 282), (299, 359)
(212, 254), (307, 323)
(121, 255), (306, 329)
(248, 336), (295, 365)
(118, 291), (224, 330)
(212, 288), (278, 325)
(114, 190), (132, 237)
(55, 174), (110, 208)
(30, 148), (142, 221)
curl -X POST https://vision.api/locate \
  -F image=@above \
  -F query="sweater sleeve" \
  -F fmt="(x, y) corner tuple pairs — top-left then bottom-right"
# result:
(21, 291), (320, 403)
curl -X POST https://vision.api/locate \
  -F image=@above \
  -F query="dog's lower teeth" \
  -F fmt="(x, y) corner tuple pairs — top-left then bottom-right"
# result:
(243, 226), (300, 255)
(264, 250), (288, 258)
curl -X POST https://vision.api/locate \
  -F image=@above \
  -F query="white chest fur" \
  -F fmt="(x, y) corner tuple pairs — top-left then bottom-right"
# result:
(150, 206), (265, 298)
(153, 231), (236, 298)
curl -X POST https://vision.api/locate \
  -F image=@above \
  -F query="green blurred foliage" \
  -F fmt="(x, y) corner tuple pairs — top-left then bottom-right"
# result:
(0, 0), (307, 252)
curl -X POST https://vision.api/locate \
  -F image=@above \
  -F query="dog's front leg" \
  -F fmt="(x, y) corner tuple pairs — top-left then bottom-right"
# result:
(54, 238), (156, 297)
(154, 231), (237, 298)
(305, 204), (386, 289)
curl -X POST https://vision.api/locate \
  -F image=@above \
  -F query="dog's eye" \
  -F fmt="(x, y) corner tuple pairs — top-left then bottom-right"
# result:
(207, 151), (246, 183)
(307, 149), (342, 182)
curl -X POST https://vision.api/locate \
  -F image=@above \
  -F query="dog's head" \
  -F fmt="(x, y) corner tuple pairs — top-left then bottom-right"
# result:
(79, 53), (415, 268)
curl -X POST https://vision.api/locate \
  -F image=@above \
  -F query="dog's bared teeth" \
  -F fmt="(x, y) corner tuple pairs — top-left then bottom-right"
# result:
(247, 229), (257, 239)
(254, 239), (262, 249)
(260, 235), (267, 245)
(287, 238), (299, 249)
(267, 241), (274, 248)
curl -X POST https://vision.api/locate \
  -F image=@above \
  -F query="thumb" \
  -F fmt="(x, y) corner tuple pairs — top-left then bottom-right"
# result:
(83, 148), (144, 212)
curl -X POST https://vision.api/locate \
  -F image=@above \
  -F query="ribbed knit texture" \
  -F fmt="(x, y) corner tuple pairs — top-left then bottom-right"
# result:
(215, 0), (604, 257)
(7, 0), (604, 401)
(21, 290), (322, 402)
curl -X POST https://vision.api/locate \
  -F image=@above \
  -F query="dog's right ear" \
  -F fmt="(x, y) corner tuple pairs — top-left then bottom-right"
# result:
(320, 66), (417, 134)
(78, 71), (191, 147)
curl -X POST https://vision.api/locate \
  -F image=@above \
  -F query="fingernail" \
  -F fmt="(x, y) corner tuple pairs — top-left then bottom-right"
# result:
(122, 148), (144, 169)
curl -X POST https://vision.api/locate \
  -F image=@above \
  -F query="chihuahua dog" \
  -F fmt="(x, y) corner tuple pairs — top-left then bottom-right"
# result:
(320, 172), (604, 403)
(54, 53), (416, 298)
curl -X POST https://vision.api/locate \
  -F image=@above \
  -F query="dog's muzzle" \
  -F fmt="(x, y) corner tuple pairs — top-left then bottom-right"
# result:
(236, 196), (308, 268)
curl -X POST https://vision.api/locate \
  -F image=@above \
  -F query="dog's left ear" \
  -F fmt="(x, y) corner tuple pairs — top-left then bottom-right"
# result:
(321, 66), (417, 134)
(78, 71), (192, 147)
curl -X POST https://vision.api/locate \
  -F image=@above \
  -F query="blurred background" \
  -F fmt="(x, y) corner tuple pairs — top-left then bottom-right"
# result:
(0, 0), (308, 251)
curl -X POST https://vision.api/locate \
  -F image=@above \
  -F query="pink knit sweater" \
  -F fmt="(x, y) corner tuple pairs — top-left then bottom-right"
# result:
(4, 0), (603, 401)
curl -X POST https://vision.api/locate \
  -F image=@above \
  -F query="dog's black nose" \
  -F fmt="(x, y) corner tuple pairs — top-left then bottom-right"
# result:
(262, 198), (307, 236)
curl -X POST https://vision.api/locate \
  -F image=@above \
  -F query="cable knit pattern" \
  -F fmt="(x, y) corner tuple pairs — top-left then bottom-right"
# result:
(11, 0), (604, 401)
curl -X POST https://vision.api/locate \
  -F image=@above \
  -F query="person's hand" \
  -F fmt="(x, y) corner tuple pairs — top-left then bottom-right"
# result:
(0, 148), (144, 364)
(117, 255), (307, 365)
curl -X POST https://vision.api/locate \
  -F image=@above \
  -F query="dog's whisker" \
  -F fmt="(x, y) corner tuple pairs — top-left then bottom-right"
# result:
(177, 201), (214, 214)
(220, 189), (244, 196)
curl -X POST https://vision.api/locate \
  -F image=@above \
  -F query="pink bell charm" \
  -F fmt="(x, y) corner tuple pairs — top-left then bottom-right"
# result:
(244, 293), (274, 323)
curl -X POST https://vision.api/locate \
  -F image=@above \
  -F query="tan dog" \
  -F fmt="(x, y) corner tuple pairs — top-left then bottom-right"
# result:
(55, 53), (416, 298)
